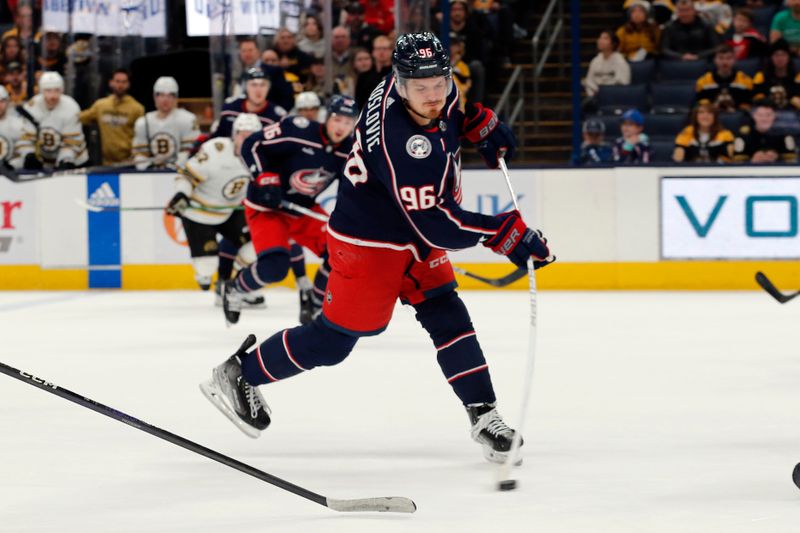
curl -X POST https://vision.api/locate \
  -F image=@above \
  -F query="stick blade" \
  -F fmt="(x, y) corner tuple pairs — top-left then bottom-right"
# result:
(326, 496), (417, 513)
(755, 271), (792, 303)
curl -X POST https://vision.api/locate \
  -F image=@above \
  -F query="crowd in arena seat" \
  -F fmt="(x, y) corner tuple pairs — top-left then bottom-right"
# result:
(577, 0), (800, 165)
(0, 0), (527, 173)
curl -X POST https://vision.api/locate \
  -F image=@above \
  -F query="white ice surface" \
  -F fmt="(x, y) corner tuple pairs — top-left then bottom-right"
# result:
(1, 289), (799, 532)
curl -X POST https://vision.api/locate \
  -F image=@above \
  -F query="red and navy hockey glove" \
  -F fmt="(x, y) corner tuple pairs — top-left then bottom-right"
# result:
(248, 172), (282, 209)
(462, 102), (517, 169)
(483, 210), (554, 270)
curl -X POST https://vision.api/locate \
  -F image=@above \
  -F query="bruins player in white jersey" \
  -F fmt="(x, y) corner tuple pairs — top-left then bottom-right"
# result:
(132, 76), (199, 170)
(22, 72), (88, 169)
(0, 86), (34, 169)
(166, 113), (261, 295)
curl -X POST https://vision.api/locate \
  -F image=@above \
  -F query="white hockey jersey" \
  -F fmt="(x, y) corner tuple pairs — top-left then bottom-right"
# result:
(177, 137), (249, 225)
(0, 109), (35, 168)
(23, 94), (88, 167)
(132, 108), (199, 170)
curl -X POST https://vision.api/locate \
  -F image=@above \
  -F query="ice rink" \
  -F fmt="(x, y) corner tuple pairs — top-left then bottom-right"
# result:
(1, 288), (799, 532)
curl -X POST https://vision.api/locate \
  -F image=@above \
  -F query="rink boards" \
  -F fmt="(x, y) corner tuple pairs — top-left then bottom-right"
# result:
(2, 166), (800, 290)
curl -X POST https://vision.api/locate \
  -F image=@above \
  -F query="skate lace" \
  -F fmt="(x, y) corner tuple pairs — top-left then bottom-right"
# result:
(244, 383), (263, 418)
(484, 411), (513, 438)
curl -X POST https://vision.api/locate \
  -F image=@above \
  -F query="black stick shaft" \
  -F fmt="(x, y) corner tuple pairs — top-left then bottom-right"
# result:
(0, 361), (328, 508)
(453, 266), (527, 287)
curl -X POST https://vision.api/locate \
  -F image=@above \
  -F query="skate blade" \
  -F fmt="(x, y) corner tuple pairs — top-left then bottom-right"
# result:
(242, 300), (267, 309)
(199, 380), (260, 439)
(483, 447), (523, 466)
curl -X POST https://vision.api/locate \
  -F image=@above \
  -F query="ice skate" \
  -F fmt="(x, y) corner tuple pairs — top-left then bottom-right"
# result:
(200, 334), (271, 438)
(215, 282), (265, 309)
(466, 403), (523, 465)
(221, 280), (244, 325)
(298, 289), (315, 325)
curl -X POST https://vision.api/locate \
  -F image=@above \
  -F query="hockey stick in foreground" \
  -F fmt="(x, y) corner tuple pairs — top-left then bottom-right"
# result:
(495, 157), (538, 492)
(755, 271), (800, 304)
(0, 360), (416, 514)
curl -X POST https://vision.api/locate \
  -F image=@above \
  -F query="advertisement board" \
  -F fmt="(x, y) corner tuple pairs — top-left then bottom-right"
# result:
(185, 0), (283, 36)
(662, 176), (800, 259)
(0, 179), (37, 265)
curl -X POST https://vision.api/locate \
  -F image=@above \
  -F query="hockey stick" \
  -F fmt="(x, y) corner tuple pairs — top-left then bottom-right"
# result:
(452, 265), (527, 288)
(495, 157), (537, 492)
(755, 271), (800, 304)
(73, 197), (245, 214)
(279, 200), (330, 223)
(1, 156), (173, 184)
(0, 359), (416, 514)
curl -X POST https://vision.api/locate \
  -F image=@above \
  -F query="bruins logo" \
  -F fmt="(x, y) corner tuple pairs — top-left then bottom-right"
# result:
(222, 176), (249, 200)
(149, 132), (177, 158)
(38, 127), (62, 155)
(0, 135), (10, 161)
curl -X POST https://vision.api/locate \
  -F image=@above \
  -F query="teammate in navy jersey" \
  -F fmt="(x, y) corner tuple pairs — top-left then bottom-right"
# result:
(219, 95), (357, 326)
(201, 34), (554, 464)
(214, 68), (288, 138)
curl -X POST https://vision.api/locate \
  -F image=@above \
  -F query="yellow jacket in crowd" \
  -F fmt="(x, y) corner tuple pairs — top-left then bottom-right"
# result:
(79, 94), (145, 165)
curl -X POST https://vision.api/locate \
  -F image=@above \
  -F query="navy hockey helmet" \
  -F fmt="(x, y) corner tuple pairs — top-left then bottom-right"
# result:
(244, 67), (268, 82)
(327, 94), (359, 119)
(392, 32), (451, 80)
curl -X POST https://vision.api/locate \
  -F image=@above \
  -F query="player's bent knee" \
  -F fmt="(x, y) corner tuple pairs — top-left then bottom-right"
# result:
(254, 250), (291, 283)
(413, 290), (475, 343)
(288, 320), (358, 368)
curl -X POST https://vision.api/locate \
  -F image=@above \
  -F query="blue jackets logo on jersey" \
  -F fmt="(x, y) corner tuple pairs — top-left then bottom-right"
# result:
(406, 135), (432, 159)
(289, 168), (335, 196)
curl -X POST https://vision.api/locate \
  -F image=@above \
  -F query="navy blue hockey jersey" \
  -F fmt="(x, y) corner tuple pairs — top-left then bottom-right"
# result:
(328, 74), (502, 261)
(214, 97), (287, 138)
(240, 115), (352, 209)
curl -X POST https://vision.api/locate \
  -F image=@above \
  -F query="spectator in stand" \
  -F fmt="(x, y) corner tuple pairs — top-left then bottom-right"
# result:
(338, 47), (371, 97)
(3, 61), (26, 105)
(753, 39), (800, 109)
(652, 0), (675, 26)
(770, 0), (800, 54)
(583, 30), (631, 98)
(1, 3), (38, 46)
(696, 45), (754, 112)
(23, 72), (88, 170)
(673, 102), (734, 162)
(733, 99), (797, 162)
(0, 36), (24, 68)
(345, 2), (383, 51)
(304, 57), (327, 97)
(78, 69), (144, 165)
(354, 34), (393, 107)
(694, 0), (733, 34)
(574, 118), (613, 165)
(297, 15), (326, 59)
(471, 0), (514, 66)
(616, 2), (661, 61)
(37, 32), (66, 75)
(232, 38), (294, 111)
(450, 33), (472, 107)
(330, 26), (354, 82)
(273, 27), (314, 80)
(613, 108), (653, 163)
(661, 0), (720, 61)
(725, 8), (767, 60)
(447, 0), (488, 102)
(363, 0), (395, 35)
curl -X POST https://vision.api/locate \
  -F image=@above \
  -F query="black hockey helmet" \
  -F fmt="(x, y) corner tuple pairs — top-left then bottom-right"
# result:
(244, 67), (268, 82)
(327, 94), (359, 119)
(392, 32), (451, 80)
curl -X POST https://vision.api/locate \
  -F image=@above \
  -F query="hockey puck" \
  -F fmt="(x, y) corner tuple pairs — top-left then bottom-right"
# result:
(498, 480), (517, 491)
(792, 463), (800, 490)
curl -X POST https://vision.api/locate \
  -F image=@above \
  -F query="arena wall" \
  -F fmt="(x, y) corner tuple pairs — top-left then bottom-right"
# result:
(2, 167), (800, 290)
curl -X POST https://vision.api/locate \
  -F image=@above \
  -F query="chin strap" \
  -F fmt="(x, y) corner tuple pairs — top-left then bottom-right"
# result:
(402, 99), (439, 128)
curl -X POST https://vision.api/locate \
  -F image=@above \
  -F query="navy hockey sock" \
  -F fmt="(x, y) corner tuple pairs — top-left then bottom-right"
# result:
(311, 259), (330, 308)
(413, 291), (497, 405)
(235, 249), (290, 293)
(217, 238), (238, 281)
(289, 242), (307, 280)
(240, 320), (358, 385)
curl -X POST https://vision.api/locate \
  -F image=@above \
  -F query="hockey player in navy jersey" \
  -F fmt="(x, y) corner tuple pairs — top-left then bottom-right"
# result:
(214, 68), (287, 138)
(201, 33), (554, 464)
(220, 95), (357, 326)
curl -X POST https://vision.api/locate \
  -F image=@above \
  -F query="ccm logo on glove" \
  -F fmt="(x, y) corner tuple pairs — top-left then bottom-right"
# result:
(257, 173), (281, 186)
